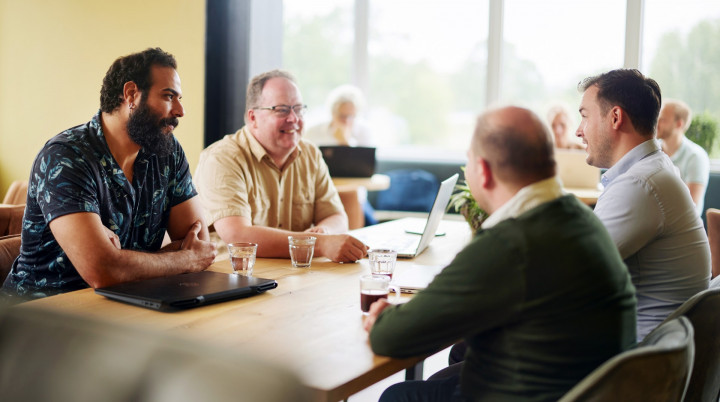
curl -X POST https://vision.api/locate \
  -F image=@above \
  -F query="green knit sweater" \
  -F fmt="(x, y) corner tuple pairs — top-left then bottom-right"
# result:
(370, 195), (637, 401)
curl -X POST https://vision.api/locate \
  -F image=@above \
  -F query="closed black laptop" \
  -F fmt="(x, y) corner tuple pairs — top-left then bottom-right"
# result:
(319, 146), (376, 177)
(95, 271), (278, 312)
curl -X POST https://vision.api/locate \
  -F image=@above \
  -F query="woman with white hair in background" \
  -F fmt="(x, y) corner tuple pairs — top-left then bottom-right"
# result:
(304, 85), (374, 146)
(305, 85), (377, 227)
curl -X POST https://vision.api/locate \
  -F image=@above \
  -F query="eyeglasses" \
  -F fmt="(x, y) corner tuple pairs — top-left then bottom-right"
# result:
(254, 104), (307, 118)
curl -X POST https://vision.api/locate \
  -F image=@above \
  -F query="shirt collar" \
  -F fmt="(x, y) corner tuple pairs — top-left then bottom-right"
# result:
(601, 139), (660, 187)
(481, 176), (565, 229)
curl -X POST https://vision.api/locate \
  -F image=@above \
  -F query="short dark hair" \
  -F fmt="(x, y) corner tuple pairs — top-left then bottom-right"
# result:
(245, 69), (296, 120)
(578, 69), (661, 137)
(100, 47), (177, 113)
(472, 108), (556, 185)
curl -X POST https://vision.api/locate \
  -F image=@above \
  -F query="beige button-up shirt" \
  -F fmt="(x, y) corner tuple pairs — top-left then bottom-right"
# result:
(194, 126), (344, 231)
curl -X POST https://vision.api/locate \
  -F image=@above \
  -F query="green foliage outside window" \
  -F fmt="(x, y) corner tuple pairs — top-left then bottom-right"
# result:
(686, 112), (719, 157)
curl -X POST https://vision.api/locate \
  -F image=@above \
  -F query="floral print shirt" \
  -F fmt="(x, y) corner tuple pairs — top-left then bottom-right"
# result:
(2, 111), (196, 300)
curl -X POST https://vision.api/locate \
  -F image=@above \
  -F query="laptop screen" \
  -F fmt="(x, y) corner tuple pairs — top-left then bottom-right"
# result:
(319, 146), (376, 177)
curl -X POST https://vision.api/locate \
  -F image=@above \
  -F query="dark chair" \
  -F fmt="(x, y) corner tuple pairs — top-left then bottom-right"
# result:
(0, 307), (311, 402)
(0, 234), (21, 283)
(375, 169), (439, 212)
(661, 287), (720, 402)
(559, 316), (694, 402)
(0, 205), (24, 237)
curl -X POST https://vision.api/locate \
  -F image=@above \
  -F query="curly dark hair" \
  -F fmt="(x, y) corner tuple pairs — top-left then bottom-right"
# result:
(100, 47), (177, 113)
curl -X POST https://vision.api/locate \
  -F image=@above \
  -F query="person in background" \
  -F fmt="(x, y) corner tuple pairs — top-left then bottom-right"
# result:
(305, 84), (378, 226)
(304, 84), (373, 147)
(365, 106), (637, 402)
(547, 104), (584, 149)
(656, 99), (710, 215)
(576, 69), (710, 341)
(1, 48), (216, 302)
(194, 70), (368, 262)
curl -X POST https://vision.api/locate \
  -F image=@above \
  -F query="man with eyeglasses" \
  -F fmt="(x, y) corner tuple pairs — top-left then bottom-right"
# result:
(195, 70), (368, 262)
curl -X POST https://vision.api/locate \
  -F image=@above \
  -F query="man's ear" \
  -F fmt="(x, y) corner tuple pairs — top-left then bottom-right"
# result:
(478, 157), (494, 189)
(610, 106), (624, 131)
(123, 81), (139, 109)
(246, 109), (257, 128)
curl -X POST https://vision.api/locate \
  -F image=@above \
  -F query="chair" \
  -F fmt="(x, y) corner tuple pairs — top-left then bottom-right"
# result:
(707, 208), (720, 278)
(0, 307), (311, 402)
(0, 235), (21, 284)
(375, 169), (439, 212)
(0, 205), (24, 237)
(661, 287), (720, 402)
(2, 180), (28, 205)
(559, 316), (694, 402)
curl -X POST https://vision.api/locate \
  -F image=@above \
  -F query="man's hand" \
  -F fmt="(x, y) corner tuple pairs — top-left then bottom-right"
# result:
(103, 226), (121, 250)
(181, 220), (217, 271)
(316, 234), (368, 263)
(363, 299), (391, 332)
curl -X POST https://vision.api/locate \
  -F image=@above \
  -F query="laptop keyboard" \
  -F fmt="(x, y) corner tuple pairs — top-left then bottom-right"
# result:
(373, 236), (418, 254)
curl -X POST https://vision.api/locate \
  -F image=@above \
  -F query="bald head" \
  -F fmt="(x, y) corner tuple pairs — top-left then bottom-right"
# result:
(472, 106), (556, 186)
(663, 99), (692, 132)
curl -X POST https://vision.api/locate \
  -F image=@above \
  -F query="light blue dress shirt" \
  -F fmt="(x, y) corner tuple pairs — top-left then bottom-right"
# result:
(595, 139), (710, 341)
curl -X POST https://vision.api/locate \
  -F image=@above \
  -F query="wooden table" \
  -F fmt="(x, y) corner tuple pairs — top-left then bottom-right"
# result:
(16, 218), (471, 402)
(565, 187), (602, 206)
(332, 174), (391, 193)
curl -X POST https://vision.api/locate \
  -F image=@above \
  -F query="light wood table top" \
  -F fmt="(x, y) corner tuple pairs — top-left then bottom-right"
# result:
(16, 218), (471, 402)
(565, 187), (602, 206)
(332, 174), (390, 192)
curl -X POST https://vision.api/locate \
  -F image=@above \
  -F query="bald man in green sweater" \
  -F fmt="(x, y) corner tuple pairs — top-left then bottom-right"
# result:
(364, 106), (637, 402)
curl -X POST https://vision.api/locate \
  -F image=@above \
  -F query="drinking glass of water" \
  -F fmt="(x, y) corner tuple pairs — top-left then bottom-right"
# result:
(288, 236), (316, 268)
(227, 242), (258, 276)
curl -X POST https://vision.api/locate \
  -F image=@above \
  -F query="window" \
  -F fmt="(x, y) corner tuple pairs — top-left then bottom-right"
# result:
(367, 0), (488, 156)
(502, 0), (625, 118)
(283, 0), (354, 126)
(643, 0), (720, 158)
(281, 1), (720, 162)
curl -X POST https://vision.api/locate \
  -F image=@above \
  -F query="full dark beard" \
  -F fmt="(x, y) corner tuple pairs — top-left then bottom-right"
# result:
(126, 101), (178, 158)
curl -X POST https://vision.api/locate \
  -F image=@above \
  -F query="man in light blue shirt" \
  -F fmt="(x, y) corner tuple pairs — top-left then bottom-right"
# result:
(657, 99), (710, 215)
(576, 69), (710, 341)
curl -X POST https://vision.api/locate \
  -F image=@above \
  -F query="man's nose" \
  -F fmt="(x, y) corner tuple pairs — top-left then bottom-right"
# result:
(173, 100), (185, 118)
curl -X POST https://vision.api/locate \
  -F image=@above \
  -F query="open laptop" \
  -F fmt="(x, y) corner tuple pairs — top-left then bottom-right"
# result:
(95, 271), (278, 312)
(357, 173), (459, 258)
(319, 146), (376, 177)
(555, 149), (601, 189)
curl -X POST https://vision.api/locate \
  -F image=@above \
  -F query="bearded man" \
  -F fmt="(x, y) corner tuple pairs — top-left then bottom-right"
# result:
(2, 48), (216, 302)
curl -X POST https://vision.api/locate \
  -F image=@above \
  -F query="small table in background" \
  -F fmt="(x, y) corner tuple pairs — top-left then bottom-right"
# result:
(332, 174), (391, 229)
(565, 187), (602, 207)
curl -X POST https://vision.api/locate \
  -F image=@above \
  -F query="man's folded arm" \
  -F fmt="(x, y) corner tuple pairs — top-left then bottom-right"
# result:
(166, 197), (211, 241)
(49, 212), (216, 289)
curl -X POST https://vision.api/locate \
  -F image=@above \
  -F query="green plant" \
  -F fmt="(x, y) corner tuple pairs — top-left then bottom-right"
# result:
(686, 112), (718, 155)
(447, 180), (487, 235)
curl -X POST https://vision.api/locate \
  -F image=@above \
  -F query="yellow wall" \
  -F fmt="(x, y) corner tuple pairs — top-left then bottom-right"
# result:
(0, 0), (206, 197)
